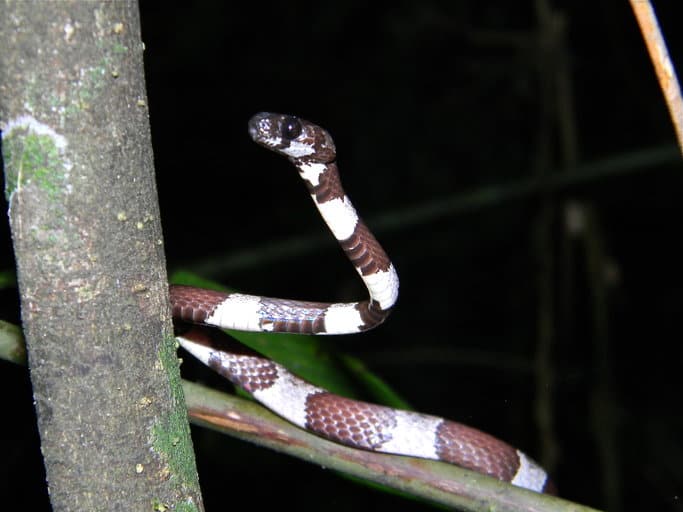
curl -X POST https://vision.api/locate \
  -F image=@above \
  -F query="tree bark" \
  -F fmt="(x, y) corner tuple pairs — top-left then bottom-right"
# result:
(0, 2), (203, 510)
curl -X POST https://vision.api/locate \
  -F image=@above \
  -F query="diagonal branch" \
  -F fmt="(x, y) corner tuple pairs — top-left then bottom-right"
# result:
(1, 319), (602, 512)
(629, 0), (683, 154)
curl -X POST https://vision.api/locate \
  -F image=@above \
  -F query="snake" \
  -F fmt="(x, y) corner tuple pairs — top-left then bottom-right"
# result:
(171, 112), (553, 494)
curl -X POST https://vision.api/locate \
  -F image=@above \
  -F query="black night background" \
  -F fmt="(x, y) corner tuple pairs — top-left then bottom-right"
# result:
(1, 1), (681, 510)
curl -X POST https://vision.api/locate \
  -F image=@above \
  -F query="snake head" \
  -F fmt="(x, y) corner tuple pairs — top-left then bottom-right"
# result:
(248, 112), (336, 164)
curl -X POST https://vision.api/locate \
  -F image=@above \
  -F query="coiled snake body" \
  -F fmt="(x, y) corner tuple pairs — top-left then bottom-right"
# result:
(171, 112), (552, 493)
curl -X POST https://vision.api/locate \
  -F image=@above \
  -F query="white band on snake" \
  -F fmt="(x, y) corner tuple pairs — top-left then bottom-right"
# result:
(171, 112), (553, 494)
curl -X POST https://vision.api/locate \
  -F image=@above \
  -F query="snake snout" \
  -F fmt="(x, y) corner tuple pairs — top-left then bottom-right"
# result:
(247, 112), (271, 141)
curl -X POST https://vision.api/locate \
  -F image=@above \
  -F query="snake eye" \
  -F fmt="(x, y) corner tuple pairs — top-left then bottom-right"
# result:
(281, 117), (302, 140)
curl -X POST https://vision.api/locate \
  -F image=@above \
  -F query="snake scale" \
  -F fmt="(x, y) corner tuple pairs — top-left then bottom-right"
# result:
(171, 112), (553, 493)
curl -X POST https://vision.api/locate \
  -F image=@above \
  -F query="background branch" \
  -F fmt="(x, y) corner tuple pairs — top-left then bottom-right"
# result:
(630, 0), (683, 154)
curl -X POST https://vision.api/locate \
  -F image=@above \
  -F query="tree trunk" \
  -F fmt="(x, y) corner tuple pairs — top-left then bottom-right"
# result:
(0, 1), (203, 510)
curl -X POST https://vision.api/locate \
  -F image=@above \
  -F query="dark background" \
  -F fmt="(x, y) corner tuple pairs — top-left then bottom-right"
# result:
(2, 1), (682, 510)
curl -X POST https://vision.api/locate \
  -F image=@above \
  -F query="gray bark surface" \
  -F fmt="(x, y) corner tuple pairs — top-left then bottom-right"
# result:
(0, 2), (203, 510)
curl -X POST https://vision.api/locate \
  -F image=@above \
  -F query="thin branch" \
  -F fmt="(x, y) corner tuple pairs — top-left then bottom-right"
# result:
(581, 207), (621, 511)
(531, 0), (563, 476)
(629, 0), (683, 155)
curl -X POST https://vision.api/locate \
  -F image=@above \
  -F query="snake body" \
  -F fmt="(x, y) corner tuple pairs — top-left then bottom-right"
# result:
(171, 112), (552, 493)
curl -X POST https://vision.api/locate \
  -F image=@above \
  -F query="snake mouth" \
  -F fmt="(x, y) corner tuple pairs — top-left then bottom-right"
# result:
(248, 112), (337, 163)
(248, 111), (297, 155)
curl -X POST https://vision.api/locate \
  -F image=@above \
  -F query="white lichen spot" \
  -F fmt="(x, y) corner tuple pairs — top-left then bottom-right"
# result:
(135, 463), (144, 474)
(113, 22), (124, 34)
(64, 22), (75, 42)
(117, 211), (127, 221)
(1, 116), (74, 209)
(1, 115), (68, 151)
(136, 221), (144, 230)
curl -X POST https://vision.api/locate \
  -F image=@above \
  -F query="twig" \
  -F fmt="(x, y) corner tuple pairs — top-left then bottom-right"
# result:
(629, 0), (683, 155)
